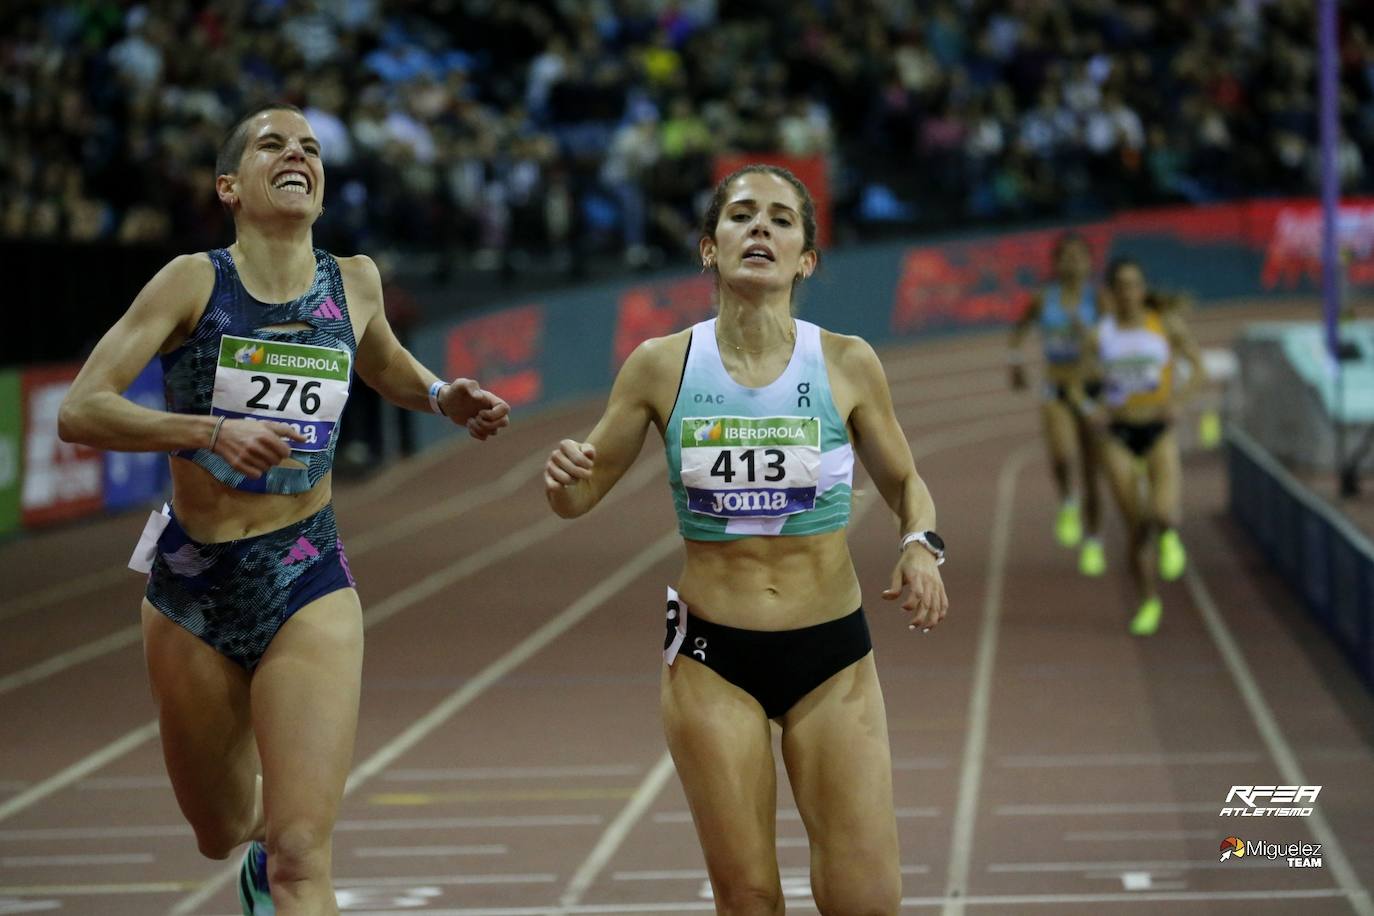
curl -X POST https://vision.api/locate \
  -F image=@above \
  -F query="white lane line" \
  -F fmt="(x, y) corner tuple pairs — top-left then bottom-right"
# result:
(0, 567), (129, 624)
(1, 854), (154, 867)
(383, 764), (640, 782)
(893, 757), (949, 771)
(0, 625), (142, 697)
(335, 874), (556, 887)
(557, 752), (676, 908)
(242, 888), (1357, 914)
(0, 882), (196, 896)
(169, 526), (680, 916)
(610, 865), (931, 881)
(336, 815), (601, 832)
(941, 444), (1035, 916)
(77, 776), (169, 790)
(988, 860), (1287, 873)
(1185, 563), (1374, 916)
(997, 751), (1263, 768)
(1063, 829), (1215, 842)
(651, 806), (939, 824)
(0, 722), (159, 824)
(345, 450), (548, 555)
(995, 802), (1216, 816)
(0, 815), (600, 843)
(352, 845), (507, 858)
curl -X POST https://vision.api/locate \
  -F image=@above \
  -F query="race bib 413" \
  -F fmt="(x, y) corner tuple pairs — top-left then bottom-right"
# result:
(680, 416), (821, 518)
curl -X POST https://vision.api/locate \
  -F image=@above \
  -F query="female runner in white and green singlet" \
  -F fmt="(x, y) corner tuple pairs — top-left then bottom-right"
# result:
(544, 165), (947, 916)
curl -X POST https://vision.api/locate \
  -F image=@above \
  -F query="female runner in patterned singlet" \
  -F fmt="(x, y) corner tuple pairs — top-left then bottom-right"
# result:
(58, 105), (510, 915)
(1008, 233), (1106, 576)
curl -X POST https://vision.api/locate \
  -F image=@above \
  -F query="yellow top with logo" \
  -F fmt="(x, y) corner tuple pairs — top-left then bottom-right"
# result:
(1098, 311), (1172, 412)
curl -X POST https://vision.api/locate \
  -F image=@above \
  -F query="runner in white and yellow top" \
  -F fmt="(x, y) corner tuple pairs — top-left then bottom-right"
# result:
(544, 165), (946, 914)
(1081, 258), (1206, 636)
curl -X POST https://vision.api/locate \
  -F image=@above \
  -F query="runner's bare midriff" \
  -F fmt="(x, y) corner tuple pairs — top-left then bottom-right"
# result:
(678, 528), (862, 630)
(169, 457), (331, 543)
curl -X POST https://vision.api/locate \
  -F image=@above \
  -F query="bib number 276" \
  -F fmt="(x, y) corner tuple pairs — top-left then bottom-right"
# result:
(244, 377), (323, 414)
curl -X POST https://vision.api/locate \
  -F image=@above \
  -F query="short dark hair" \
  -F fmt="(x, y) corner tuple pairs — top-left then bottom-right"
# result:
(701, 164), (818, 255)
(1106, 256), (1142, 289)
(216, 104), (306, 178)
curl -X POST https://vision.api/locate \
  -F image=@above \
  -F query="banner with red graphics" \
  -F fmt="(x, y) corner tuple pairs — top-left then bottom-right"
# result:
(613, 275), (716, 368)
(445, 304), (545, 408)
(891, 198), (1374, 336)
(21, 363), (104, 527)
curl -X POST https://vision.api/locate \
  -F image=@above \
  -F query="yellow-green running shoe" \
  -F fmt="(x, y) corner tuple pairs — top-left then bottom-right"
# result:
(1055, 502), (1082, 547)
(1130, 597), (1163, 636)
(1199, 409), (1222, 449)
(238, 840), (273, 914)
(1079, 538), (1106, 576)
(1159, 529), (1187, 581)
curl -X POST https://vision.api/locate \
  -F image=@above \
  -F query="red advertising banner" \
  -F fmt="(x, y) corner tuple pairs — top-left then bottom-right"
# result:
(713, 153), (831, 248)
(445, 304), (545, 408)
(21, 363), (104, 527)
(891, 198), (1374, 336)
(613, 275), (716, 367)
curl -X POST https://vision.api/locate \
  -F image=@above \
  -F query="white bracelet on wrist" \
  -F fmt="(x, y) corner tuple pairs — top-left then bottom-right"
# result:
(428, 380), (447, 416)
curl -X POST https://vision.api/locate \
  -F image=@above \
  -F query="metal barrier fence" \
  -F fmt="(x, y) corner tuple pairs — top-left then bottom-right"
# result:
(1228, 425), (1374, 687)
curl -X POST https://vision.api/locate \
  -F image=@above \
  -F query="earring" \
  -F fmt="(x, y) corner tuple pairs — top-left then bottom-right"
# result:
(701, 256), (714, 272)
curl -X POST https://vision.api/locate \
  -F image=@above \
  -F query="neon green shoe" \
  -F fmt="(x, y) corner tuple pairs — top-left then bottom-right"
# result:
(1159, 529), (1187, 581)
(1129, 598), (1163, 636)
(1199, 410), (1222, 450)
(1055, 502), (1082, 547)
(238, 840), (273, 915)
(1078, 538), (1106, 577)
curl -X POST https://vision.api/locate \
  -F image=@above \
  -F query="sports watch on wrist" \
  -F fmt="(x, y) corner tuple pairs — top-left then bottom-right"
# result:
(900, 530), (946, 565)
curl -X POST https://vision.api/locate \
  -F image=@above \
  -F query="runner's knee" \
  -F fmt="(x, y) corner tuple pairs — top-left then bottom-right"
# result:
(710, 872), (783, 915)
(266, 820), (331, 884)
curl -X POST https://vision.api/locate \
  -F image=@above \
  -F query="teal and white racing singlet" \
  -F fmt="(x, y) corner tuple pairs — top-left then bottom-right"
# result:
(665, 318), (854, 541)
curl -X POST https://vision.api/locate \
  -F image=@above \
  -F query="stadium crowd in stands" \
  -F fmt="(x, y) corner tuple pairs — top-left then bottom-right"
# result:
(4, 0), (1374, 276)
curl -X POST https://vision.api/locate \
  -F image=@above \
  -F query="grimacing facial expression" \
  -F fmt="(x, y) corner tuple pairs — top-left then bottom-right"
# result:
(219, 110), (324, 223)
(704, 172), (816, 290)
(1111, 264), (1147, 314)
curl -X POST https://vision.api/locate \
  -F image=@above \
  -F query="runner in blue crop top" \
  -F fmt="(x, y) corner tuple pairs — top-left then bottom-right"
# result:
(58, 105), (511, 914)
(543, 165), (948, 913)
(1008, 231), (1107, 578)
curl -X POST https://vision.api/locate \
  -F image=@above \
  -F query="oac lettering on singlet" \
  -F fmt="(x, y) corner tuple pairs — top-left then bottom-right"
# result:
(693, 393), (726, 404)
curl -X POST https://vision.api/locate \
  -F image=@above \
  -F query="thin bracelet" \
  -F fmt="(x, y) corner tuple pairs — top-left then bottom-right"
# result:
(208, 416), (226, 453)
(428, 380), (447, 416)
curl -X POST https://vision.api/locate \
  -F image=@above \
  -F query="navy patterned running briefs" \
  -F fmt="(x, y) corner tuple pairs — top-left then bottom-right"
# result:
(146, 505), (355, 669)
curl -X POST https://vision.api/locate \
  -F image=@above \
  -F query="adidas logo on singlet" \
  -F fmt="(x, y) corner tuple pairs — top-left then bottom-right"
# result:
(310, 297), (342, 321)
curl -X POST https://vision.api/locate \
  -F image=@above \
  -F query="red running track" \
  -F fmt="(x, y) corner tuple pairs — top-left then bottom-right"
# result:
(1, 300), (1371, 915)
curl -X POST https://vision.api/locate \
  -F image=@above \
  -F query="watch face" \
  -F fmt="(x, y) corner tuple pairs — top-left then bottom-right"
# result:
(924, 531), (945, 551)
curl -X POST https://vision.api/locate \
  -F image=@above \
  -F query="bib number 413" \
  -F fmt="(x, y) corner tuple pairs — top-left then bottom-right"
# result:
(710, 448), (786, 483)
